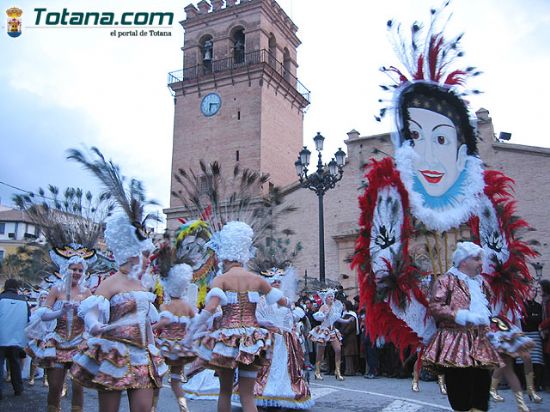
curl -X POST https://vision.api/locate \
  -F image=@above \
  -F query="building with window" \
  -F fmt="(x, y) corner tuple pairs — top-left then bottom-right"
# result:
(0, 208), (45, 265)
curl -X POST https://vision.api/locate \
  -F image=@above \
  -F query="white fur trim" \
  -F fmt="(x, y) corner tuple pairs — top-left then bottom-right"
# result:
(455, 309), (469, 326)
(312, 311), (325, 322)
(265, 287), (284, 305)
(449, 267), (491, 325)
(205, 287), (227, 306)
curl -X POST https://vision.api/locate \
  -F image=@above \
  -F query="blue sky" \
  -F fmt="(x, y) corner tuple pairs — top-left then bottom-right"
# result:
(2, 0), (549, 227)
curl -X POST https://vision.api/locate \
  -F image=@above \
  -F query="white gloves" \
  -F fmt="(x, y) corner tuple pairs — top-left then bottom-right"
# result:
(313, 311), (326, 322)
(40, 302), (73, 321)
(455, 309), (489, 326)
(84, 308), (107, 336)
(183, 309), (213, 348)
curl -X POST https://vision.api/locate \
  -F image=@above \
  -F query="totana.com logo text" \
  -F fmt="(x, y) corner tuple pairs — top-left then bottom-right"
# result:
(33, 8), (173, 26)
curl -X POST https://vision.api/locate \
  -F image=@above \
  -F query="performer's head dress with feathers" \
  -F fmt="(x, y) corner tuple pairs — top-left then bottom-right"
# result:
(67, 147), (157, 278)
(13, 184), (112, 295)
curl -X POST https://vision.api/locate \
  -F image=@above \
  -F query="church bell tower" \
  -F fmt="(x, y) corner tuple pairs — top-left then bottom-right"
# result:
(165, 0), (310, 228)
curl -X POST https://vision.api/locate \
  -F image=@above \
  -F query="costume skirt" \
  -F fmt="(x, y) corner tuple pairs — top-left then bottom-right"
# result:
(197, 326), (272, 370)
(308, 325), (342, 345)
(70, 337), (168, 390)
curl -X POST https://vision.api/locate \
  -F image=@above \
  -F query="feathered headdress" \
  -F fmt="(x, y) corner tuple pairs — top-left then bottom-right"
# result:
(318, 288), (337, 304)
(376, 0), (482, 123)
(172, 160), (297, 243)
(13, 185), (112, 276)
(67, 147), (158, 265)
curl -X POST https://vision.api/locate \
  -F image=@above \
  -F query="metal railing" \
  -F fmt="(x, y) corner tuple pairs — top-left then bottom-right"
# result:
(168, 49), (310, 102)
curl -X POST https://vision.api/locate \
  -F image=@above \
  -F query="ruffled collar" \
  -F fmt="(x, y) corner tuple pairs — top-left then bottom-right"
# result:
(395, 144), (485, 232)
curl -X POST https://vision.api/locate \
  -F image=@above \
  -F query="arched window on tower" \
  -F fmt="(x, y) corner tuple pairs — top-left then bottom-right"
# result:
(232, 28), (245, 64)
(268, 34), (277, 69)
(200, 35), (213, 74)
(283, 48), (291, 81)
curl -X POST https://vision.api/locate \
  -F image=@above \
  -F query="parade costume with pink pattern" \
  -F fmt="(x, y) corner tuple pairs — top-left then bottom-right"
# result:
(27, 301), (85, 369)
(308, 297), (344, 345)
(156, 311), (196, 366)
(71, 291), (168, 390)
(196, 287), (272, 370)
(422, 267), (502, 371)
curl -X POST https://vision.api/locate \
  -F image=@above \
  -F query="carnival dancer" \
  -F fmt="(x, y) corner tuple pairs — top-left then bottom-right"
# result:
(29, 254), (92, 412)
(70, 214), (168, 412)
(248, 267), (313, 409)
(67, 148), (168, 412)
(14, 184), (110, 412)
(186, 221), (290, 412)
(309, 288), (351, 381)
(485, 316), (536, 411)
(153, 263), (196, 412)
(423, 242), (502, 412)
(26, 290), (48, 386)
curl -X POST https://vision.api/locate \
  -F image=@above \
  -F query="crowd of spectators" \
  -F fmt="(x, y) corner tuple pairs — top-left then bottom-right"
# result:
(2, 277), (550, 402)
(294, 280), (550, 391)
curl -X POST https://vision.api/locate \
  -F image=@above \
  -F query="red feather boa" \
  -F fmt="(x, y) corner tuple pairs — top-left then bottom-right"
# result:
(470, 170), (537, 316)
(352, 157), (425, 357)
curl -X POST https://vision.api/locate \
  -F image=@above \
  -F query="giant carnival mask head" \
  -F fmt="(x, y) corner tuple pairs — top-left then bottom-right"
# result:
(397, 82), (477, 197)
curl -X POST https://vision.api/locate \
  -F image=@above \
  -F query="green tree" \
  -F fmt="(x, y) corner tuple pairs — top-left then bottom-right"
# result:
(0, 243), (52, 284)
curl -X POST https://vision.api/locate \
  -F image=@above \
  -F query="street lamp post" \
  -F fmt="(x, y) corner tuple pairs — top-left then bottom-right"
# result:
(295, 132), (346, 285)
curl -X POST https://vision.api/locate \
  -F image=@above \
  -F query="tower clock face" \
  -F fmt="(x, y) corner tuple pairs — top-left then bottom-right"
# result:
(200, 93), (221, 117)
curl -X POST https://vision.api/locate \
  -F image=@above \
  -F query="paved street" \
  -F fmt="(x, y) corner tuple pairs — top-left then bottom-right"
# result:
(0, 375), (548, 411)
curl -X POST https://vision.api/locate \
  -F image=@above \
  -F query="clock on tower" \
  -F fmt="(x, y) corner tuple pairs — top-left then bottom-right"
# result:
(165, 0), (310, 230)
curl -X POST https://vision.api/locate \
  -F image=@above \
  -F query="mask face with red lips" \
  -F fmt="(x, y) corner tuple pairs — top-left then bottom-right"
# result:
(407, 107), (467, 197)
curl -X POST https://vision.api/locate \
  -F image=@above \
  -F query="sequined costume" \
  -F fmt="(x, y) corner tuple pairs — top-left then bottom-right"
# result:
(155, 311), (196, 366)
(243, 297), (313, 409)
(422, 269), (502, 370)
(70, 291), (168, 390)
(27, 301), (85, 369)
(196, 288), (272, 370)
(308, 300), (343, 345)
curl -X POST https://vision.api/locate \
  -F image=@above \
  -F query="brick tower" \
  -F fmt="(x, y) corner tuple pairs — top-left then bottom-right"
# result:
(164, 0), (309, 228)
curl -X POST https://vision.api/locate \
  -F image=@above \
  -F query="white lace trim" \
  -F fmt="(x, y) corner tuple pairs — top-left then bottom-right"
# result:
(225, 291), (260, 304)
(449, 267), (491, 321)
(158, 311), (191, 324)
(205, 287), (227, 306)
(110, 291), (156, 305)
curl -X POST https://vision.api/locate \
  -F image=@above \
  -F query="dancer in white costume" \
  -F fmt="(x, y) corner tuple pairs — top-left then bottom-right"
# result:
(153, 263), (196, 412)
(309, 289), (351, 381)
(243, 268), (314, 409)
(67, 148), (168, 412)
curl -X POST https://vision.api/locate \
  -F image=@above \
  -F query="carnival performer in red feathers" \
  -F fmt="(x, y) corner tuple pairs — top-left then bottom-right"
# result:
(353, 3), (537, 412)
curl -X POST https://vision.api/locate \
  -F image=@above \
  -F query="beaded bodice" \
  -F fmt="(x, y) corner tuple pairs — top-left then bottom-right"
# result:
(220, 291), (260, 328)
